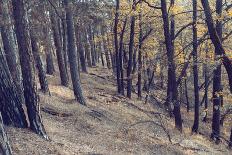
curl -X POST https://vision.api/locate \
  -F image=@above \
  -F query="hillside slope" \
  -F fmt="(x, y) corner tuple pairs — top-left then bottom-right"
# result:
(6, 67), (231, 155)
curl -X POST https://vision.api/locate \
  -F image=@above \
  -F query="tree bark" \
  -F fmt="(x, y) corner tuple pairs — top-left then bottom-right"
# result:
(127, 0), (136, 98)
(0, 112), (12, 155)
(30, 31), (50, 93)
(160, 0), (182, 131)
(192, 0), (200, 133)
(201, 0), (232, 93)
(12, 0), (48, 138)
(0, 48), (28, 127)
(64, 0), (86, 105)
(0, 0), (25, 104)
(75, 24), (88, 73)
(114, 0), (121, 94)
(50, 10), (69, 87)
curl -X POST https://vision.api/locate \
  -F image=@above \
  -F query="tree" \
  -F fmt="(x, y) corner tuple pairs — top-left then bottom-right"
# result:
(0, 48), (27, 127)
(12, 0), (47, 138)
(0, 0), (24, 104)
(192, 0), (200, 133)
(64, 0), (86, 105)
(127, 0), (136, 99)
(114, 0), (121, 94)
(30, 30), (50, 93)
(160, 0), (182, 131)
(50, 9), (69, 87)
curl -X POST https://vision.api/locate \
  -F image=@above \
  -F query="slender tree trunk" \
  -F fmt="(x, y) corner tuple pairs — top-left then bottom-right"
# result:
(75, 25), (87, 73)
(64, 0), (86, 105)
(127, 0), (136, 98)
(101, 26), (111, 69)
(0, 112), (12, 155)
(138, 8), (142, 99)
(0, 0), (24, 104)
(192, 0), (200, 133)
(161, 0), (182, 131)
(50, 10), (69, 87)
(119, 18), (127, 95)
(84, 27), (92, 67)
(114, 0), (121, 93)
(88, 25), (96, 66)
(62, 15), (69, 78)
(203, 45), (209, 122)
(184, 78), (190, 112)
(210, 0), (223, 143)
(12, 0), (48, 138)
(30, 32), (49, 93)
(44, 22), (55, 75)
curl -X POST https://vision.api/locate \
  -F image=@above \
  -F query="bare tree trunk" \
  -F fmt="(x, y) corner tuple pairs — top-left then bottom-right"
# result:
(114, 0), (121, 93)
(75, 25), (87, 73)
(0, 0), (24, 104)
(0, 48), (27, 127)
(50, 10), (69, 87)
(101, 26), (111, 69)
(64, 0), (86, 105)
(12, 0), (48, 138)
(161, 0), (182, 131)
(192, 0), (200, 133)
(88, 25), (96, 66)
(30, 31), (50, 93)
(127, 0), (136, 98)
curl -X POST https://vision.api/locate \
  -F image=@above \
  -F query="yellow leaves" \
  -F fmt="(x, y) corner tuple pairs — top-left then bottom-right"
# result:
(227, 9), (232, 17)
(169, 5), (184, 15)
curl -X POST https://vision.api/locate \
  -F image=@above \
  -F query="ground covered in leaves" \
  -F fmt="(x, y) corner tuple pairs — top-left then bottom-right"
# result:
(6, 67), (232, 155)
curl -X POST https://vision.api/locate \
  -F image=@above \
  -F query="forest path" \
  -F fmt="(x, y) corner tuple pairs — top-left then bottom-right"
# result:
(6, 67), (231, 155)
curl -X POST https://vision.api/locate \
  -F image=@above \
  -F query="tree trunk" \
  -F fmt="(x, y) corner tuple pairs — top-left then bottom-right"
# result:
(0, 112), (12, 155)
(75, 25), (88, 73)
(201, 0), (232, 93)
(88, 25), (96, 66)
(192, 0), (200, 133)
(50, 10), (69, 87)
(12, 0), (48, 138)
(84, 27), (92, 67)
(203, 45), (209, 122)
(64, 0), (86, 105)
(44, 22), (55, 75)
(160, 0), (182, 131)
(0, 0), (24, 104)
(101, 26), (111, 69)
(0, 48), (28, 127)
(184, 78), (190, 112)
(119, 18), (127, 95)
(138, 8), (142, 99)
(30, 32), (50, 93)
(127, 0), (136, 98)
(114, 0), (121, 94)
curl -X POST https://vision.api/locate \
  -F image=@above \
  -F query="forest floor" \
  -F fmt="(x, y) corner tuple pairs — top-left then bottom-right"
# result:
(6, 67), (232, 155)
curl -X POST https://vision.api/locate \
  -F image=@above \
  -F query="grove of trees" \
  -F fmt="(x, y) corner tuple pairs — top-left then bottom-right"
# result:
(0, 0), (232, 154)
